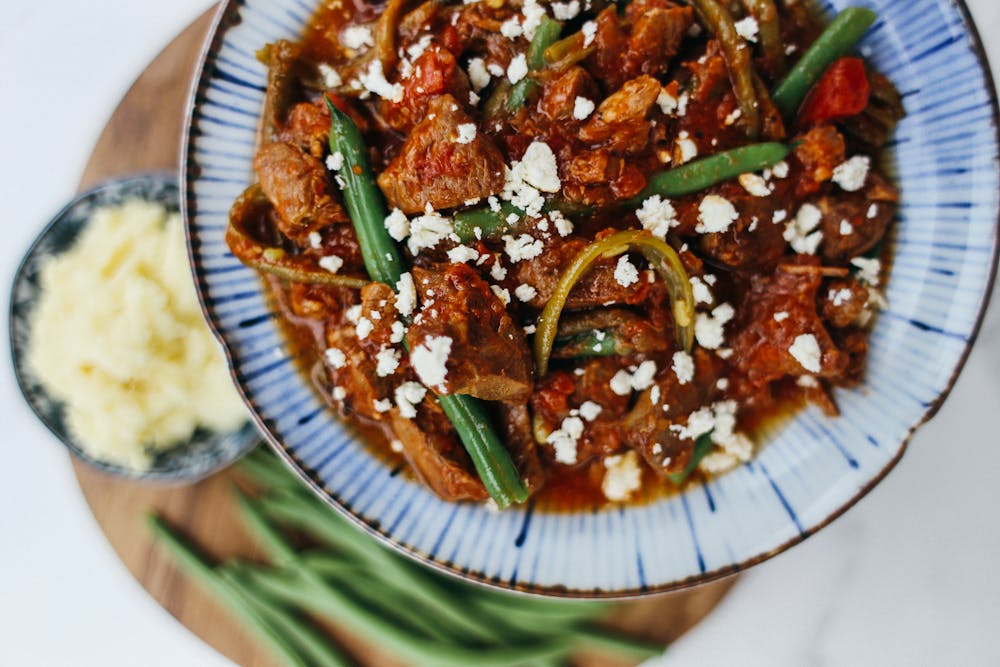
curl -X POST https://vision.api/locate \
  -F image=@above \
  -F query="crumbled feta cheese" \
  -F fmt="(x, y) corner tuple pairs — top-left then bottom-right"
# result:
(503, 234), (544, 262)
(614, 255), (640, 287)
(411, 335), (452, 390)
(696, 195), (739, 234)
(405, 34), (433, 61)
(839, 219), (854, 235)
(375, 345), (401, 377)
(734, 16), (759, 42)
(407, 208), (454, 254)
(677, 92), (690, 116)
(551, 0), (581, 20)
(739, 173), (772, 197)
(650, 386), (662, 405)
(447, 245), (480, 264)
(831, 155), (871, 192)
(514, 284), (537, 302)
(609, 369), (634, 396)
(390, 320), (406, 343)
(671, 406), (715, 441)
(332, 386), (347, 401)
(635, 195), (678, 240)
(487, 62), (505, 77)
(657, 88), (678, 115)
(550, 210), (574, 236)
(308, 231), (323, 249)
(717, 378), (730, 390)
(572, 96), (595, 120)
(773, 311), (789, 322)
(318, 63), (343, 88)
(355, 317), (374, 340)
(324, 347), (347, 369)
(676, 132), (698, 164)
(851, 256), (881, 286)
(500, 17), (523, 39)
(601, 451), (642, 502)
(345, 304), (362, 324)
(867, 203), (879, 219)
(325, 151), (344, 172)
(773, 209), (788, 224)
(373, 397), (393, 413)
(383, 208), (410, 242)
(491, 284), (511, 306)
(342, 25), (374, 50)
(631, 360), (657, 391)
(455, 123), (477, 144)
(547, 415), (585, 464)
(520, 0), (546, 39)
(672, 350), (695, 384)
(724, 108), (742, 126)
(581, 20), (597, 47)
(489, 260), (508, 281)
(578, 401), (603, 422)
(523, 324), (537, 334)
(395, 272), (417, 317)
(318, 255), (343, 274)
(695, 303), (735, 350)
(771, 161), (790, 179)
(507, 54), (528, 84)
(467, 58), (491, 91)
(829, 287), (853, 306)
(784, 203), (824, 255)
(518, 141), (561, 192)
(797, 375), (820, 388)
(394, 381), (427, 419)
(788, 333), (822, 373)
(358, 60), (404, 103)
(690, 276), (713, 305)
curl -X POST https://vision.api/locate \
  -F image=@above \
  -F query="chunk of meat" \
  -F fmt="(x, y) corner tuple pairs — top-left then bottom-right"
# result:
(728, 261), (850, 392)
(819, 278), (869, 328)
(561, 148), (648, 205)
(378, 95), (506, 214)
(818, 171), (898, 262)
(254, 141), (348, 243)
(540, 67), (601, 123)
(578, 75), (661, 154)
(383, 45), (472, 132)
(259, 40), (306, 144)
(622, 3), (693, 81)
(406, 264), (533, 400)
(793, 125), (847, 197)
(279, 100), (331, 158)
(495, 401), (546, 492)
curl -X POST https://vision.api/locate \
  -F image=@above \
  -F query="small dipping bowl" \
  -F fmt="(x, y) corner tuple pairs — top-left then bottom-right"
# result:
(10, 173), (258, 483)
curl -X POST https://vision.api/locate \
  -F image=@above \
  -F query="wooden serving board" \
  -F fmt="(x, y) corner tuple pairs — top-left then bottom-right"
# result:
(71, 7), (736, 666)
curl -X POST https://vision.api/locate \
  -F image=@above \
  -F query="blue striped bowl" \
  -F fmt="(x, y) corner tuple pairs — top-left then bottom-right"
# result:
(183, 0), (999, 595)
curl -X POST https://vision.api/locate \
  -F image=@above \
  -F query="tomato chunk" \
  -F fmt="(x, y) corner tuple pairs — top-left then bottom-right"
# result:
(797, 57), (870, 127)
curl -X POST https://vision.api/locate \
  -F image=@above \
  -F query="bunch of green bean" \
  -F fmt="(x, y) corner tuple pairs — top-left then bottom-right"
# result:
(147, 448), (664, 667)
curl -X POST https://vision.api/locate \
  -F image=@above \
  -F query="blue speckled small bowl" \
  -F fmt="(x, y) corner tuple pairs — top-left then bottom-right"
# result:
(10, 173), (258, 483)
(183, 0), (999, 595)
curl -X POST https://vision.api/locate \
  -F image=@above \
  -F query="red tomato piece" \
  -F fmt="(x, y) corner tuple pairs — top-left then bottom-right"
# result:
(797, 57), (871, 127)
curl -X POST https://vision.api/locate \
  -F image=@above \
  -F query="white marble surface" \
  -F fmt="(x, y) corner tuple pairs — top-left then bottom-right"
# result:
(0, 1), (997, 665)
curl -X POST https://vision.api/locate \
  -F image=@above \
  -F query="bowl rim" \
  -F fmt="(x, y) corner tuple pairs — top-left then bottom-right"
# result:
(181, 0), (1000, 597)
(10, 172), (259, 483)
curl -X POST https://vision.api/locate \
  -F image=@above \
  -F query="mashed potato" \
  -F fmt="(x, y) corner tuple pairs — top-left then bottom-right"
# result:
(27, 200), (247, 470)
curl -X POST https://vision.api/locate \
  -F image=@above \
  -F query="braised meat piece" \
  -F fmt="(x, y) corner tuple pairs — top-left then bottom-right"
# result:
(820, 278), (869, 328)
(818, 171), (898, 262)
(254, 141), (348, 244)
(540, 67), (601, 123)
(378, 95), (506, 214)
(793, 126), (847, 196)
(406, 264), (533, 400)
(390, 408), (489, 501)
(384, 45), (474, 132)
(578, 75), (662, 154)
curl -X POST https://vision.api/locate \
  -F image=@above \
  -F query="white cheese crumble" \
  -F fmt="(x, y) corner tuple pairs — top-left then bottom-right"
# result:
(489, 260), (508, 281)
(455, 123), (477, 144)
(500, 17), (523, 39)
(487, 62), (505, 77)
(373, 398), (393, 413)
(520, 0), (546, 39)
(332, 386), (347, 401)
(518, 141), (561, 192)
(308, 231), (323, 249)
(345, 304), (362, 324)
(696, 195), (739, 234)
(739, 173), (772, 197)
(384, 208), (410, 242)
(829, 288), (853, 307)
(578, 401), (603, 422)
(342, 25), (374, 50)
(867, 203), (879, 219)
(724, 108), (742, 126)
(411, 335), (452, 390)
(325, 151), (344, 171)
(394, 381), (427, 419)
(773, 311), (790, 322)
(355, 317), (374, 340)
(547, 415), (584, 465)
(514, 284), (538, 302)
(831, 155), (871, 192)
(672, 351), (695, 385)
(851, 256), (881, 286)
(789, 333), (822, 373)
(324, 347), (347, 369)
(467, 58), (491, 91)
(318, 63), (343, 88)
(610, 361), (657, 396)
(839, 219), (854, 235)
(318, 255), (343, 274)
(601, 451), (642, 502)
(734, 16), (759, 42)
(784, 203), (824, 255)
(581, 20), (597, 47)
(407, 208), (454, 254)
(447, 245), (480, 264)
(572, 96), (595, 120)
(395, 272), (417, 317)
(375, 345), (401, 377)
(390, 320), (406, 343)
(657, 88), (678, 115)
(503, 234), (544, 262)
(550, 210), (574, 236)
(676, 132), (698, 164)
(358, 60), (404, 103)
(491, 284), (511, 306)
(690, 276), (713, 305)
(694, 303), (735, 350)
(507, 54), (528, 84)
(551, 0), (581, 20)
(636, 195), (678, 240)
(614, 256), (640, 288)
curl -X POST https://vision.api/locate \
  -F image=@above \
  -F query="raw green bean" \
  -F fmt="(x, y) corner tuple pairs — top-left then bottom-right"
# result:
(326, 98), (406, 286)
(327, 100), (527, 508)
(237, 448), (303, 493)
(236, 491), (300, 564)
(668, 432), (714, 484)
(507, 16), (563, 112)
(628, 142), (791, 204)
(691, 0), (761, 138)
(146, 515), (309, 667)
(220, 566), (353, 667)
(771, 7), (878, 117)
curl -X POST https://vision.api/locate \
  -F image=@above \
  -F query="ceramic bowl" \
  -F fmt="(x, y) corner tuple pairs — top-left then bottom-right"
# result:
(182, 0), (999, 595)
(10, 173), (259, 483)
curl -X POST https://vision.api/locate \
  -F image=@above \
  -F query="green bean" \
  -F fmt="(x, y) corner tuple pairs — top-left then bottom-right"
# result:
(236, 491), (300, 564)
(691, 0), (761, 138)
(771, 7), (878, 118)
(219, 566), (353, 667)
(326, 98), (406, 286)
(507, 16), (563, 112)
(552, 329), (621, 358)
(327, 99), (527, 508)
(740, 0), (785, 78)
(668, 432), (714, 484)
(453, 201), (522, 242)
(628, 142), (791, 204)
(237, 448), (304, 493)
(146, 515), (309, 667)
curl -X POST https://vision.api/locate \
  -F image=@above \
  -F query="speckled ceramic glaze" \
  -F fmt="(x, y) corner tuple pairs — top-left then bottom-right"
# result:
(10, 173), (258, 482)
(183, 0), (999, 595)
